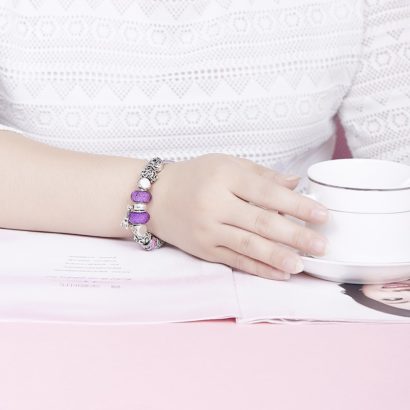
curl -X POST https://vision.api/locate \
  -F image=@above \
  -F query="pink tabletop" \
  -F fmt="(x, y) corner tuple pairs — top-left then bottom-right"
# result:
(0, 319), (409, 410)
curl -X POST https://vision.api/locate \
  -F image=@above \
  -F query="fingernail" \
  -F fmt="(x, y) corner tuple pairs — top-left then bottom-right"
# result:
(282, 258), (304, 274)
(311, 207), (329, 222)
(310, 237), (327, 255)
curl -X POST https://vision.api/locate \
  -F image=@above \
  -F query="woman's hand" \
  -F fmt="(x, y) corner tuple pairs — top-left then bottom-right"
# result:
(148, 153), (329, 280)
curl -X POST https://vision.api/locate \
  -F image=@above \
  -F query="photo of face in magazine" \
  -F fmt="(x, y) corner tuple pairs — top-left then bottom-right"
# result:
(340, 279), (410, 318)
(234, 271), (410, 323)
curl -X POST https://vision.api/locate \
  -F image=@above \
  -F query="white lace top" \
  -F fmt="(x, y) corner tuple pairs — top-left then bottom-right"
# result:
(0, 0), (409, 171)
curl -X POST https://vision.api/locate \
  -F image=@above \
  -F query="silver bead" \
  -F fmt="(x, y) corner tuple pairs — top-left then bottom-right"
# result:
(141, 167), (157, 182)
(132, 224), (148, 237)
(127, 204), (133, 211)
(141, 232), (152, 245)
(120, 218), (129, 229)
(149, 157), (164, 171)
(133, 203), (147, 212)
(134, 231), (151, 245)
(138, 177), (151, 190)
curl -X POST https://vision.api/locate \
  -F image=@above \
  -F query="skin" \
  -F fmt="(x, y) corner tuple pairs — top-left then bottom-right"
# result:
(361, 279), (410, 311)
(0, 130), (329, 281)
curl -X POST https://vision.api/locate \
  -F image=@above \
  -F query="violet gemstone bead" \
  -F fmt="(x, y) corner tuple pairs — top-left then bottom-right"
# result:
(128, 211), (150, 225)
(131, 190), (152, 203)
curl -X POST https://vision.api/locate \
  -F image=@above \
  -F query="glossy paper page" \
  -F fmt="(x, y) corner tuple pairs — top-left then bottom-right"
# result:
(234, 271), (410, 323)
(0, 228), (239, 324)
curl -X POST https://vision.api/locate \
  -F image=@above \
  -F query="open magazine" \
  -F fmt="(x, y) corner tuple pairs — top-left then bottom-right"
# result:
(0, 228), (409, 324)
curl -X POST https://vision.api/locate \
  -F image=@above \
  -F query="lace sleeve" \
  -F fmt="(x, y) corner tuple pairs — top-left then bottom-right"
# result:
(337, 0), (410, 165)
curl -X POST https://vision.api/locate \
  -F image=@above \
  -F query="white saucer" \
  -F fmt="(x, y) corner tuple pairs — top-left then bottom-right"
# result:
(301, 256), (410, 284)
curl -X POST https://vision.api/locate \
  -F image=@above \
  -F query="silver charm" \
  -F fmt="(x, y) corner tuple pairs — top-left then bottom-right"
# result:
(120, 217), (129, 229)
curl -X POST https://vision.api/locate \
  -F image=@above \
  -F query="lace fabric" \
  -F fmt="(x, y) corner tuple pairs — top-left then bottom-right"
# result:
(0, 0), (408, 168)
(338, 0), (410, 165)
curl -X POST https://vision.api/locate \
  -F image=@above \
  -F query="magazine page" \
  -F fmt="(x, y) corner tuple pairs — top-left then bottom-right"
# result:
(234, 271), (410, 324)
(0, 228), (239, 324)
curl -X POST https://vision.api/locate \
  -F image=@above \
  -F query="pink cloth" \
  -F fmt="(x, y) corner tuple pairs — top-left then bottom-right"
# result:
(334, 122), (352, 159)
(0, 319), (408, 410)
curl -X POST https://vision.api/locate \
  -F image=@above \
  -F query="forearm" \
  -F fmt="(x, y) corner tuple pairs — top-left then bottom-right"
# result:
(0, 130), (146, 238)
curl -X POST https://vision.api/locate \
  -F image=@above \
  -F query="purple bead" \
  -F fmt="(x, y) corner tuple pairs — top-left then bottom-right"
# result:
(128, 211), (150, 225)
(131, 190), (152, 203)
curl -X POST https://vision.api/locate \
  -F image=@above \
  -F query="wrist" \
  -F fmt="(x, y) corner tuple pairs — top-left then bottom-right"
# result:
(144, 159), (176, 239)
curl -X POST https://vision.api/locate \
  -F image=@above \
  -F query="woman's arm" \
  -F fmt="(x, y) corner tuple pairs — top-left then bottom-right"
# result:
(0, 130), (329, 280)
(0, 130), (146, 238)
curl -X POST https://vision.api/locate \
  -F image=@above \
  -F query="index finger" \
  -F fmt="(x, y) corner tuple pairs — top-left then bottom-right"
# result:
(233, 156), (301, 189)
(231, 168), (329, 224)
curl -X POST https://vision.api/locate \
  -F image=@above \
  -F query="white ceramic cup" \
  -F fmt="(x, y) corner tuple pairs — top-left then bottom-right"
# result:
(304, 158), (410, 263)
